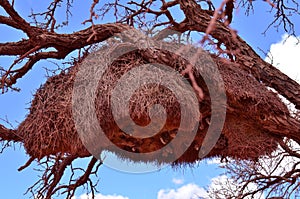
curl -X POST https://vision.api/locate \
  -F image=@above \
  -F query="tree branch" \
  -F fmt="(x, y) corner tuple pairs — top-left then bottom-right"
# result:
(0, 124), (22, 142)
(0, 0), (40, 37)
(0, 23), (130, 91)
(174, 0), (300, 109)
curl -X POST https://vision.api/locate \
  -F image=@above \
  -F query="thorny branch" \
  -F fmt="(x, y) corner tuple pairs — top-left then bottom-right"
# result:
(211, 138), (300, 198)
(25, 155), (102, 199)
(29, 0), (73, 31)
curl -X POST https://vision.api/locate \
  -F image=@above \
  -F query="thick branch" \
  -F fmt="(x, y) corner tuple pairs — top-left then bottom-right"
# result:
(174, 0), (300, 109)
(0, 24), (129, 56)
(0, 124), (22, 142)
(0, 0), (40, 37)
(0, 15), (22, 29)
(0, 40), (34, 56)
(0, 23), (130, 90)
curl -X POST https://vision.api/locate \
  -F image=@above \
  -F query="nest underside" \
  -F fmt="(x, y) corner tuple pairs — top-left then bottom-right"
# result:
(17, 47), (289, 165)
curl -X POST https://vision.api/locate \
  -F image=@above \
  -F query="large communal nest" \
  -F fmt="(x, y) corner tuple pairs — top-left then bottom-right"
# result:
(17, 40), (291, 165)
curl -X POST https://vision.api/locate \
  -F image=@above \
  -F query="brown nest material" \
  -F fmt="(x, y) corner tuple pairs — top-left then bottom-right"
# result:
(17, 43), (292, 165)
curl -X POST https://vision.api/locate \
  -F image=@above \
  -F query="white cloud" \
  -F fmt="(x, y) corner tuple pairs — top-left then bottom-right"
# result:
(72, 193), (129, 199)
(157, 183), (208, 199)
(263, 33), (300, 165)
(205, 158), (221, 165)
(265, 34), (300, 115)
(204, 140), (300, 198)
(172, 177), (184, 185)
(259, 138), (300, 177)
(205, 157), (230, 167)
(207, 175), (264, 199)
(265, 34), (300, 83)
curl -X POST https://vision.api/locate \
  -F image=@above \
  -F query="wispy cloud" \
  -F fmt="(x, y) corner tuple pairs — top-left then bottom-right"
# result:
(157, 183), (208, 199)
(72, 193), (129, 199)
(172, 177), (184, 185)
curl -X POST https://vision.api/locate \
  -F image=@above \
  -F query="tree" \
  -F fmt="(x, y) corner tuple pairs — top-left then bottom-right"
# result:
(0, 0), (299, 198)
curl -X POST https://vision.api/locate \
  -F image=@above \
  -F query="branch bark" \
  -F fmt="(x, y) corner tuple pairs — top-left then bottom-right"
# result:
(0, 124), (22, 142)
(175, 0), (300, 109)
(0, 23), (130, 90)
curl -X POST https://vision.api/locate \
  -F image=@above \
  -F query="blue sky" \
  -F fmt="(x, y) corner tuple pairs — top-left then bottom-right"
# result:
(0, 1), (299, 199)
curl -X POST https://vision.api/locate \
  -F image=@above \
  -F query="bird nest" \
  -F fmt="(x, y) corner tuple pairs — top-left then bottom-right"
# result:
(17, 42), (289, 165)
